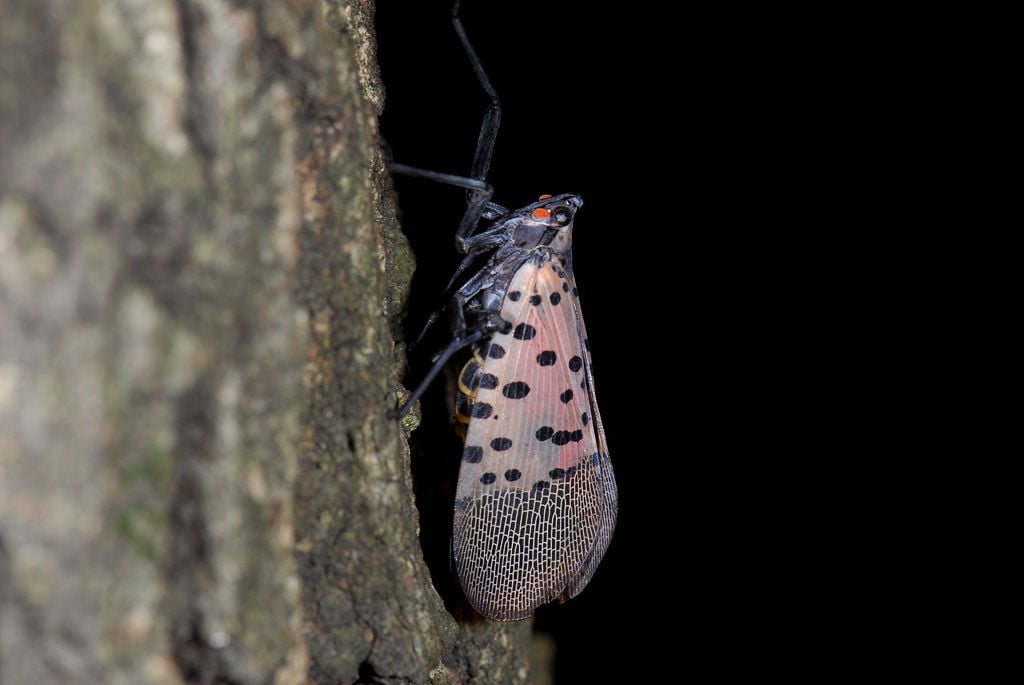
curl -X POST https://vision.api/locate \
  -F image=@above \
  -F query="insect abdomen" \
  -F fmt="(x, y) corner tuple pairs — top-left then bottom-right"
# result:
(453, 346), (490, 440)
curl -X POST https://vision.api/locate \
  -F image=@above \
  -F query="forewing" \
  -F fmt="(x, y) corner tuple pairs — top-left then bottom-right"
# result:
(453, 257), (617, 620)
(555, 261), (617, 602)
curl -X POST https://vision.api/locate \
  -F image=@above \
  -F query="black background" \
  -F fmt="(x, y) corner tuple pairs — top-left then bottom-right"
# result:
(375, 2), (881, 681)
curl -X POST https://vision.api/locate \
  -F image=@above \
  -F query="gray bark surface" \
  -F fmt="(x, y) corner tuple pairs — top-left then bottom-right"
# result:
(0, 1), (538, 683)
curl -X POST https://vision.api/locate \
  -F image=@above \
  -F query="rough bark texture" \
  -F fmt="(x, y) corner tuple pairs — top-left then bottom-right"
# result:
(0, 1), (537, 684)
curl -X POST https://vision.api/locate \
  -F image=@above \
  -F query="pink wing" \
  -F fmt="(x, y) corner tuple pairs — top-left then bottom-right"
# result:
(453, 256), (617, 620)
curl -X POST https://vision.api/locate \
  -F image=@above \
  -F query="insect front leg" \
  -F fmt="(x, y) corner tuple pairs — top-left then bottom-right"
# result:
(390, 267), (507, 420)
(444, 229), (511, 293)
(448, 272), (511, 341)
(384, 160), (508, 260)
(454, 189), (498, 252)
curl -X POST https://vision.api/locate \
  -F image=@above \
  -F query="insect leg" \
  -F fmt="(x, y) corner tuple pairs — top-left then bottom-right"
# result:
(385, 162), (488, 194)
(385, 0), (504, 250)
(387, 1), (513, 420)
(388, 329), (488, 420)
(450, 0), (504, 249)
(392, 252), (513, 420)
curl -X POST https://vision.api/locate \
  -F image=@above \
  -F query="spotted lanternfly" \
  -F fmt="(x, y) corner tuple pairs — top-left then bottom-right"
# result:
(387, 2), (617, 621)
(444, 194), (617, 621)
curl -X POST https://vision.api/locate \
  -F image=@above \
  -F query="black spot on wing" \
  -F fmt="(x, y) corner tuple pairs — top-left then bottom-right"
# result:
(551, 430), (584, 446)
(537, 350), (557, 366)
(490, 437), (512, 452)
(502, 381), (530, 400)
(513, 323), (536, 340)
(463, 445), (483, 463)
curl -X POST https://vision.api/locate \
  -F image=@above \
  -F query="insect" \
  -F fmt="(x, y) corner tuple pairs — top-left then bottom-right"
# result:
(388, 1), (617, 621)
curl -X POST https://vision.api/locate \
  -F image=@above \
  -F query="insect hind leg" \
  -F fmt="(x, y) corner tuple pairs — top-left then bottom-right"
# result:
(388, 329), (489, 420)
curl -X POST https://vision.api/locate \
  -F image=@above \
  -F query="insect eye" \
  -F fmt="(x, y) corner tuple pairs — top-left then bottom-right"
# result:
(552, 208), (573, 226)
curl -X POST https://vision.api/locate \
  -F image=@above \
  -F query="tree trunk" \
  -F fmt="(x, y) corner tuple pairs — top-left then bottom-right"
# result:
(0, 1), (537, 683)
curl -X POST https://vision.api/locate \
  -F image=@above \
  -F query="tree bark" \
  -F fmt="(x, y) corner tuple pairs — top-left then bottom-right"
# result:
(0, 1), (537, 683)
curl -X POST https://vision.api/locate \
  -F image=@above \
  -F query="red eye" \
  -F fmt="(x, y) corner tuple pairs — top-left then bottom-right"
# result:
(532, 207), (551, 220)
